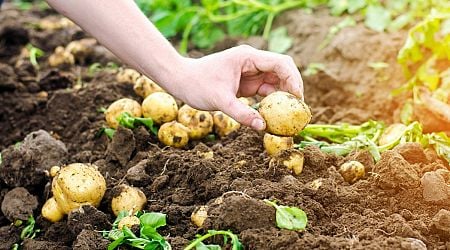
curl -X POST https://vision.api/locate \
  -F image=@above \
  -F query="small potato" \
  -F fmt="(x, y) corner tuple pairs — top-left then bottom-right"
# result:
(118, 215), (140, 230)
(263, 133), (294, 156)
(178, 105), (213, 139)
(142, 92), (178, 124)
(133, 76), (165, 98)
(378, 123), (407, 146)
(48, 46), (75, 67)
(111, 185), (147, 216)
(49, 166), (60, 177)
(158, 121), (190, 148)
(65, 38), (96, 63)
(339, 161), (365, 184)
(116, 68), (141, 84)
(213, 111), (240, 137)
(191, 205), (208, 228)
(259, 91), (312, 136)
(270, 149), (304, 175)
(105, 98), (142, 129)
(41, 197), (64, 223)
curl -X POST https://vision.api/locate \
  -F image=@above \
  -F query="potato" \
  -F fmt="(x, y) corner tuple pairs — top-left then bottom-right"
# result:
(339, 161), (365, 184)
(111, 184), (147, 216)
(258, 91), (312, 136)
(48, 46), (75, 67)
(118, 215), (140, 230)
(213, 111), (240, 137)
(116, 68), (141, 84)
(42, 163), (106, 222)
(158, 121), (190, 148)
(270, 149), (304, 175)
(133, 76), (165, 98)
(177, 105), (213, 139)
(105, 98), (142, 129)
(65, 38), (96, 63)
(191, 205), (208, 228)
(378, 123), (407, 146)
(263, 133), (294, 156)
(49, 166), (60, 177)
(142, 92), (178, 124)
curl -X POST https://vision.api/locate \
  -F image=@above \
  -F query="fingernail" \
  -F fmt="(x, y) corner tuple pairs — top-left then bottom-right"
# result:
(251, 118), (265, 131)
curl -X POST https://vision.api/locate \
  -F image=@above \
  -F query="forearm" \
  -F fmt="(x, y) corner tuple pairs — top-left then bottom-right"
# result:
(46, 0), (184, 91)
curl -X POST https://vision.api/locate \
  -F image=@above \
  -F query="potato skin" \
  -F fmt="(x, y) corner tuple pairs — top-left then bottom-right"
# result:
(111, 185), (147, 216)
(118, 215), (140, 230)
(133, 76), (165, 98)
(263, 133), (294, 156)
(339, 161), (365, 184)
(213, 111), (240, 137)
(259, 91), (311, 136)
(158, 121), (190, 148)
(41, 197), (64, 223)
(270, 149), (304, 175)
(116, 68), (141, 84)
(48, 46), (75, 67)
(142, 92), (178, 124)
(178, 105), (213, 139)
(191, 205), (208, 228)
(105, 98), (142, 129)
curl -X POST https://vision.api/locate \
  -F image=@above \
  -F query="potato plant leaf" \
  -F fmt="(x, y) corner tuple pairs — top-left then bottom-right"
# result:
(268, 27), (293, 54)
(184, 230), (243, 250)
(117, 112), (158, 135)
(365, 5), (391, 32)
(264, 200), (307, 231)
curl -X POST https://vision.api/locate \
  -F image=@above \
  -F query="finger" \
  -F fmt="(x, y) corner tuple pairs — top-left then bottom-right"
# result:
(263, 72), (280, 85)
(257, 83), (277, 96)
(220, 96), (266, 130)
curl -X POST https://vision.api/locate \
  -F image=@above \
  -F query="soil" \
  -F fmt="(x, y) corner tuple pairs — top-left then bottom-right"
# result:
(1, 2), (450, 250)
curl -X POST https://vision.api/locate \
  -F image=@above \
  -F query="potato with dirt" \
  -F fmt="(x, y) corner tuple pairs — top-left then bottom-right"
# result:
(65, 38), (97, 64)
(41, 163), (106, 222)
(116, 68), (141, 84)
(258, 91), (311, 136)
(269, 149), (304, 175)
(338, 160), (365, 184)
(178, 105), (214, 139)
(158, 121), (190, 148)
(133, 75), (165, 98)
(263, 133), (294, 156)
(48, 46), (75, 67)
(142, 92), (178, 124)
(111, 184), (147, 216)
(213, 111), (240, 137)
(105, 98), (142, 129)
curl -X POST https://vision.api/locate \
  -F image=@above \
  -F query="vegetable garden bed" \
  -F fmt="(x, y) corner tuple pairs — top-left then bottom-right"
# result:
(0, 1), (449, 250)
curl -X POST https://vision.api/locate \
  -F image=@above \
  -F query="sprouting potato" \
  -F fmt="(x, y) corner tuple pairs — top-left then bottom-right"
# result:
(258, 91), (312, 136)
(177, 105), (213, 139)
(270, 149), (304, 175)
(116, 68), (141, 84)
(263, 133), (294, 156)
(158, 121), (190, 148)
(213, 111), (240, 137)
(105, 98), (142, 129)
(111, 184), (147, 216)
(48, 46), (75, 67)
(65, 38), (96, 63)
(191, 205), (208, 228)
(378, 123), (407, 146)
(133, 76), (165, 98)
(118, 215), (140, 230)
(41, 163), (106, 222)
(142, 92), (178, 124)
(339, 160), (365, 184)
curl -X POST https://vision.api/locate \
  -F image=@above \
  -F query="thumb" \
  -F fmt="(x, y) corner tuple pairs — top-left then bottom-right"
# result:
(220, 97), (266, 131)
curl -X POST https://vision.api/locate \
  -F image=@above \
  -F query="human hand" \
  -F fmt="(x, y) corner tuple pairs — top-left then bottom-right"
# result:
(165, 45), (304, 131)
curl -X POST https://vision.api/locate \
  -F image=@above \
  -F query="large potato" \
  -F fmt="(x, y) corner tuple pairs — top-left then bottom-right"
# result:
(178, 105), (213, 139)
(213, 111), (240, 137)
(42, 163), (106, 222)
(142, 92), (178, 124)
(105, 98), (142, 129)
(111, 184), (147, 216)
(133, 76), (165, 98)
(158, 121), (190, 148)
(263, 133), (294, 156)
(258, 91), (311, 136)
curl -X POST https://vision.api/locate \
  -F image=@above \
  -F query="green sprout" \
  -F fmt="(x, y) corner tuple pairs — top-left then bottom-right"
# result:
(264, 200), (307, 231)
(184, 230), (243, 250)
(11, 215), (40, 250)
(26, 44), (45, 70)
(96, 127), (116, 139)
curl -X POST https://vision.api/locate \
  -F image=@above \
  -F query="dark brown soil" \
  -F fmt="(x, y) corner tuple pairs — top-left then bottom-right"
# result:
(0, 2), (449, 250)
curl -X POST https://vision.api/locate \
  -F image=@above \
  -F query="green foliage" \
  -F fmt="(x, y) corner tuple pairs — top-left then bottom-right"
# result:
(268, 27), (293, 54)
(117, 112), (158, 135)
(303, 62), (326, 76)
(264, 200), (308, 231)
(104, 211), (172, 250)
(11, 216), (40, 250)
(96, 127), (116, 139)
(183, 230), (243, 250)
(25, 44), (45, 70)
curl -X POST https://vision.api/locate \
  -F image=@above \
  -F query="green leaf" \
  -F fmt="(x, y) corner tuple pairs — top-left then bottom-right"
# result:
(304, 63), (326, 76)
(264, 200), (308, 231)
(328, 0), (349, 16)
(195, 242), (221, 250)
(268, 27), (293, 54)
(191, 24), (225, 49)
(108, 235), (125, 250)
(400, 99), (414, 125)
(347, 0), (366, 14)
(140, 212), (167, 229)
(365, 5), (391, 32)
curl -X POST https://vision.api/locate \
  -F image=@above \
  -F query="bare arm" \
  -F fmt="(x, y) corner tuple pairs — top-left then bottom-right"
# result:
(46, 0), (304, 130)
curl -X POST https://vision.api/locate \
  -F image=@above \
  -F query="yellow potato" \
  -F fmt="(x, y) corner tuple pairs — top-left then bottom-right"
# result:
(133, 76), (165, 98)
(258, 91), (312, 136)
(116, 68), (141, 84)
(105, 98), (142, 129)
(213, 111), (240, 137)
(118, 215), (141, 230)
(339, 161), (365, 184)
(65, 38), (96, 62)
(158, 121), (190, 148)
(42, 163), (106, 222)
(191, 205), (208, 228)
(177, 105), (213, 139)
(142, 92), (178, 124)
(48, 46), (75, 67)
(263, 133), (294, 156)
(111, 184), (147, 216)
(270, 149), (304, 175)
(378, 123), (407, 146)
